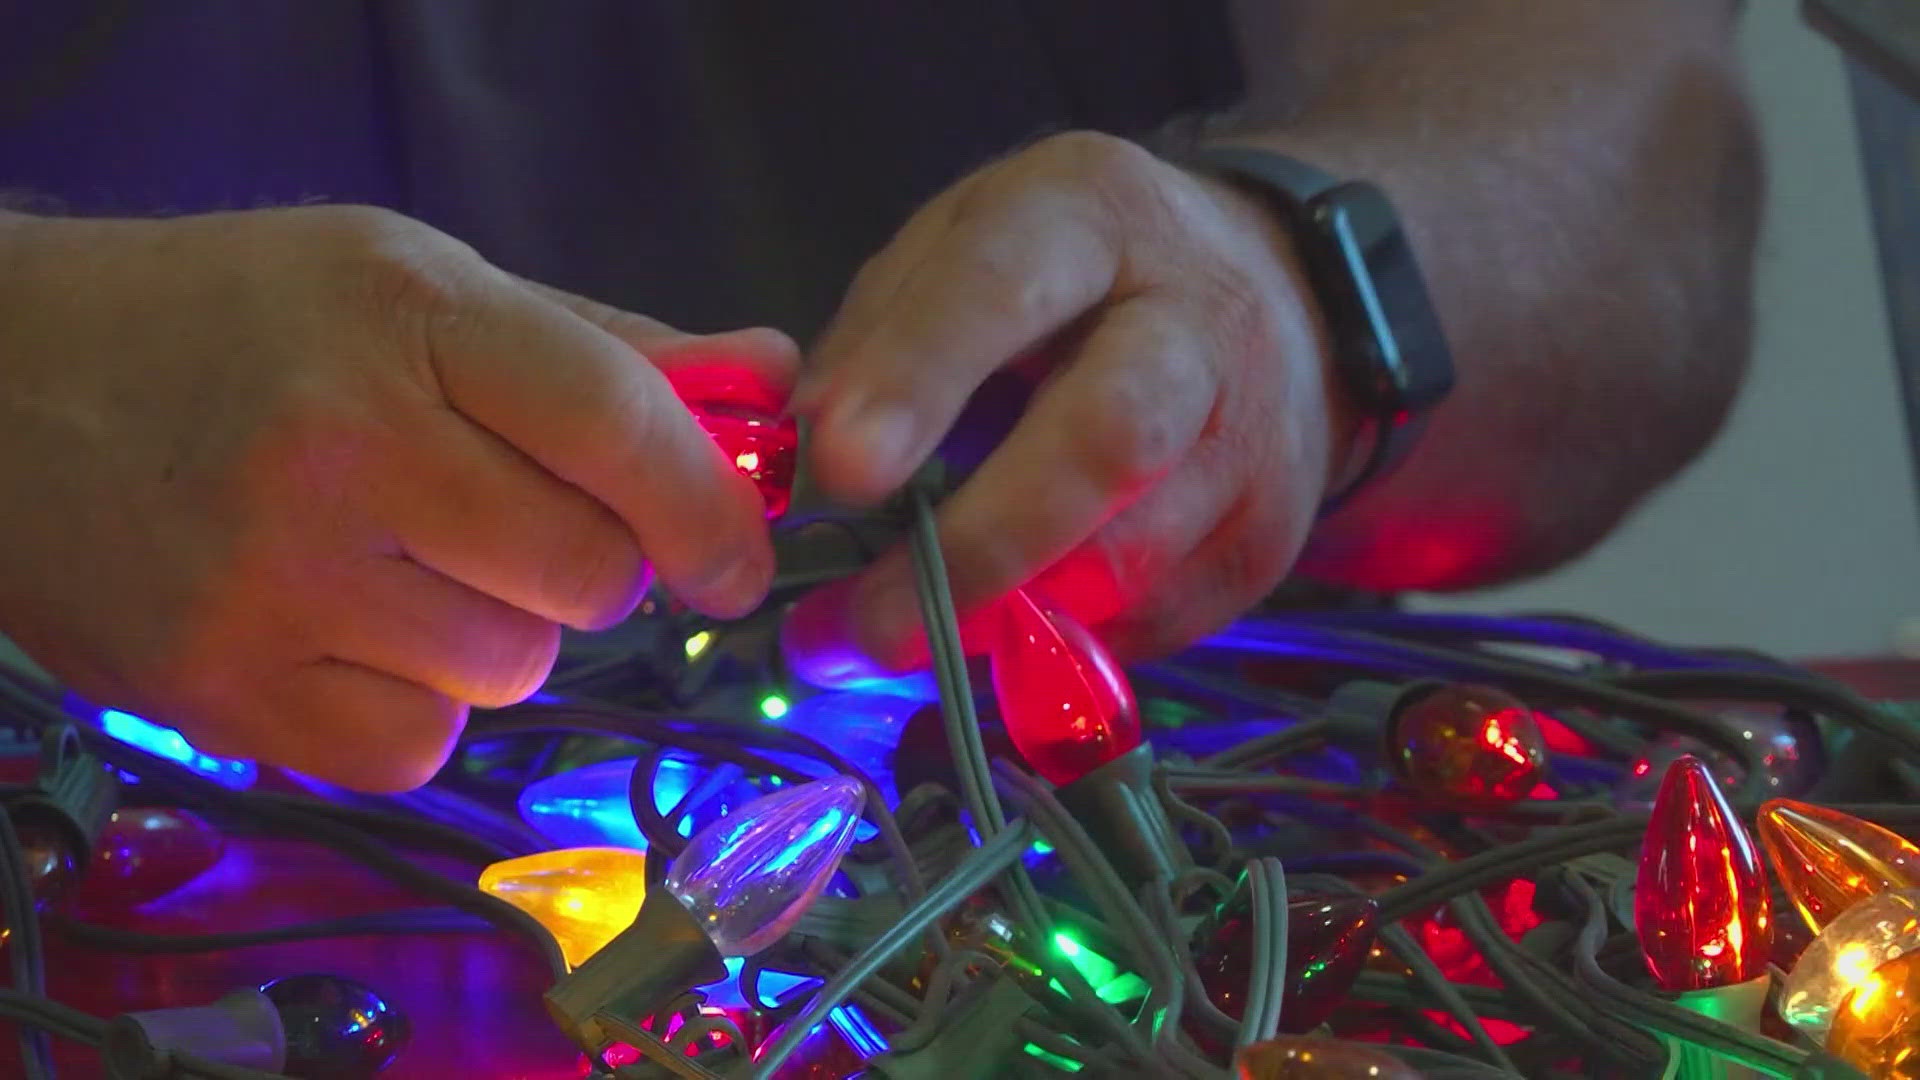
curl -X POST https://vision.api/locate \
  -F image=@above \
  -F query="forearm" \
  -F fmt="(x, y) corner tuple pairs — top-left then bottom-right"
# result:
(1223, 1), (1762, 590)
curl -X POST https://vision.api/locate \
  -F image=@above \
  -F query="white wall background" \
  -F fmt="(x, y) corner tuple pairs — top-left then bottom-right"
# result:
(1414, 1), (1920, 660)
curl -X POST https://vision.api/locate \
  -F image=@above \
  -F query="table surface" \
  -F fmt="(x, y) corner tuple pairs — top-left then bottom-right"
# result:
(17, 657), (1920, 1079)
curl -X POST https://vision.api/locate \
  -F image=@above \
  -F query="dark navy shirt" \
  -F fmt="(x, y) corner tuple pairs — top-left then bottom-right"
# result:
(0, 1), (1240, 340)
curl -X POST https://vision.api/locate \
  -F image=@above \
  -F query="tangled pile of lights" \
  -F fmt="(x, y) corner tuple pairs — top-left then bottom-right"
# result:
(2, 389), (1920, 1079)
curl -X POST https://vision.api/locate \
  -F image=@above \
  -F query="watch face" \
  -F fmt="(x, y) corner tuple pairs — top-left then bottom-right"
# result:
(1312, 184), (1454, 409)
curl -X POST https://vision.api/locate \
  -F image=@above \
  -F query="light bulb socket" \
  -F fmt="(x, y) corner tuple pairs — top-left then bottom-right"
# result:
(866, 976), (1036, 1080)
(105, 990), (287, 1078)
(1324, 679), (1437, 749)
(1663, 974), (1771, 1080)
(1052, 742), (1188, 890)
(7, 725), (117, 868)
(543, 889), (728, 1048)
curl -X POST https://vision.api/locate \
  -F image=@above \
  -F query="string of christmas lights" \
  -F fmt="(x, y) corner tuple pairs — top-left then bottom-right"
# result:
(0, 392), (1909, 1076)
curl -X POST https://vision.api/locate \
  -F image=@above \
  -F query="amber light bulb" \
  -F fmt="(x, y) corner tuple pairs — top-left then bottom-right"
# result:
(1389, 684), (1547, 801)
(478, 847), (649, 969)
(1759, 799), (1920, 936)
(989, 589), (1141, 787)
(1635, 756), (1772, 990)
(1236, 1037), (1422, 1080)
(1828, 949), (1920, 1078)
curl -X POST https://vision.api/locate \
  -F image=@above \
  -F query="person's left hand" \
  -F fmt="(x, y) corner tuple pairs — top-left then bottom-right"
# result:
(783, 131), (1361, 684)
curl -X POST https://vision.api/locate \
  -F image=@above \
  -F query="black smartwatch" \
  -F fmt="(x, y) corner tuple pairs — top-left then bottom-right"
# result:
(1186, 145), (1454, 512)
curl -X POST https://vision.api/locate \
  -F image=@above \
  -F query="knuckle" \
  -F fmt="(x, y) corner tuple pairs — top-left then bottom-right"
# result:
(542, 523), (646, 630)
(471, 615), (561, 706)
(1041, 130), (1158, 181)
(322, 209), (483, 328)
(1041, 130), (1178, 226)
(1213, 513), (1294, 601)
(1076, 374), (1193, 493)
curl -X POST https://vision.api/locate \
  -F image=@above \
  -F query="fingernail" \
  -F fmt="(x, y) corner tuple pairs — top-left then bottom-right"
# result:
(842, 402), (919, 472)
(698, 552), (771, 619)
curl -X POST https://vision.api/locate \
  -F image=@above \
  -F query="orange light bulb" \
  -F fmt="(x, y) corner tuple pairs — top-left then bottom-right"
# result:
(1758, 800), (1920, 935)
(478, 847), (648, 969)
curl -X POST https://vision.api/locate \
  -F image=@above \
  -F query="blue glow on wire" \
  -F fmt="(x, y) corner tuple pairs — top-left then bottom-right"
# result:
(829, 1004), (890, 1058)
(697, 956), (820, 1010)
(98, 710), (257, 789)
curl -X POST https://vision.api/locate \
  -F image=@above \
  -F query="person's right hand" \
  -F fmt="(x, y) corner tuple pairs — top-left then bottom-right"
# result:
(0, 206), (793, 791)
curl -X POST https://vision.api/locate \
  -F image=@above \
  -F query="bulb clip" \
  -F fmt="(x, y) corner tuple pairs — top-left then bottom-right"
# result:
(1051, 742), (1188, 888)
(7, 725), (117, 868)
(106, 990), (287, 1077)
(865, 977), (1036, 1080)
(543, 888), (728, 1049)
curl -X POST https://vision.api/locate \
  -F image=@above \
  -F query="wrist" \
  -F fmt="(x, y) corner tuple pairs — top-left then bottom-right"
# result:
(1189, 170), (1367, 508)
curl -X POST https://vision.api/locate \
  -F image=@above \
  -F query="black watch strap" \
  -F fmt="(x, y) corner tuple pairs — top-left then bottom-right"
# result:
(1184, 144), (1439, 514)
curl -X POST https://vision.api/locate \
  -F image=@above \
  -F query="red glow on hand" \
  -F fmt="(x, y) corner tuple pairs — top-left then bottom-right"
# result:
(990, 589), (1140, 786)
(1635, 755), (1772, 990)
(668, 366), (798, 518)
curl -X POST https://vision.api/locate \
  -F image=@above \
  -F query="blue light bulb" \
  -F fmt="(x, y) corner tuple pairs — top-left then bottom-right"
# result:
(665, 775), (866, 957)
(765, 693), (917, 807)
(99, 710), (257, 789)
(518, 756), (763, 852)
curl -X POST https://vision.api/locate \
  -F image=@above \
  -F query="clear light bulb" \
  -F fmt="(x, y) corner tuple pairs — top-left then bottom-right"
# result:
(478, 847), (649, 970)
(665, 775), (866, 957)
(1782, 888), (1920, 1042)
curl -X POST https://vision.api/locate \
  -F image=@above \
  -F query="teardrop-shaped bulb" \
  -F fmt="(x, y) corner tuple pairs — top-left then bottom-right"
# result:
(1617, 706), (1821, 811)
(517, 756), (748, 851)
(1758, 799), (1920, 935)
(261, 974), (409, 1079)
(1782, 888), (1920, 1041)
(478, 847), (648, 969)
(990, 590), (1140, 786)
(1635, 756), (1772, 990)
(1235, 1036), (1423, 1079)
(1194, 892), (1379, 1036)
(668, 365), (797, 518)
(1827, 948), (1920, 1077)
(666, 775), (866, 957)
(71, 808), (224, 914)
(1390, 684), (1547, 801)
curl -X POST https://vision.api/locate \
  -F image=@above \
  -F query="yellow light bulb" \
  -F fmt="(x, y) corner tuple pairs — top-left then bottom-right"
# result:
(1830, 950), (1920, 1078)
(478, 847), (648, 970)
(1784, 889), (1920, 1042)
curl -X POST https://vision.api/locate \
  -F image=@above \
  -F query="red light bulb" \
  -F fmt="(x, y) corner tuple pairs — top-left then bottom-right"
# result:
(1194, 893), (1379, 1037)
(1390, 684), (1547, 801)
(70, 808), (224, 915)
(668, 366), (797, 518)
(989, 589), (1140, 786)
(1635, 755), (1772, 990)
